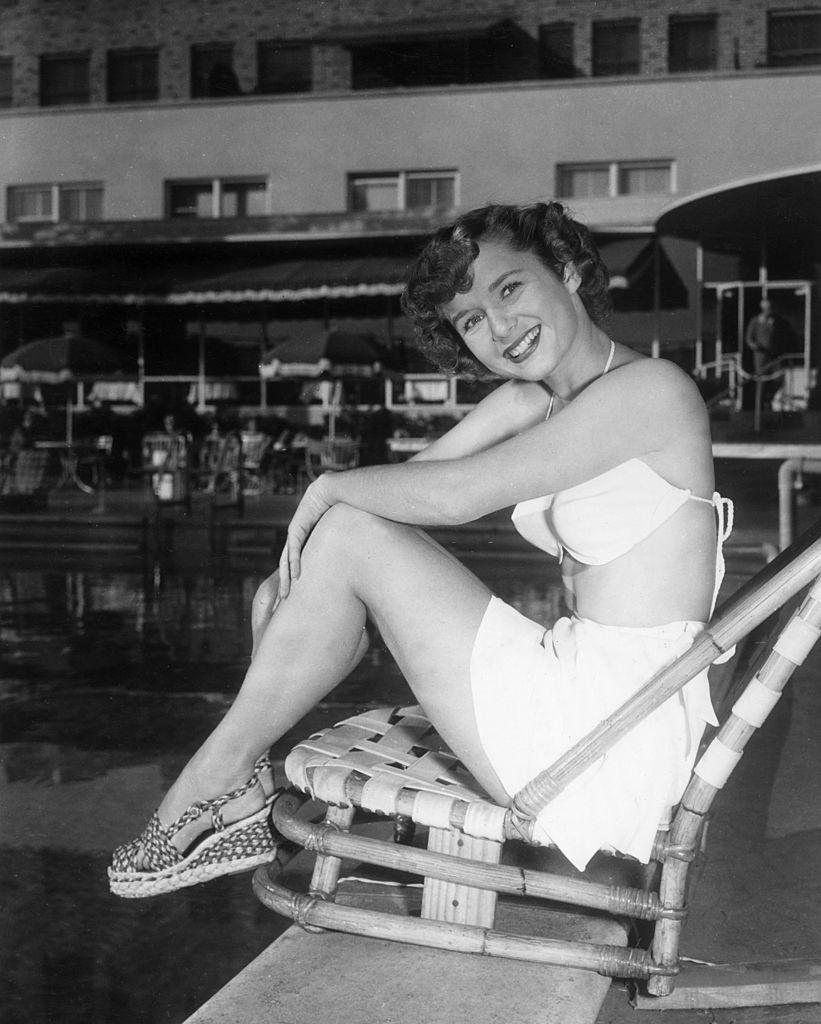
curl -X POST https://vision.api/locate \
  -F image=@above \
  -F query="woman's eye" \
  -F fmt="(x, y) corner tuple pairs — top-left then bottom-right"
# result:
(462, 312), (483, 332)
(500, 280), (522, 299)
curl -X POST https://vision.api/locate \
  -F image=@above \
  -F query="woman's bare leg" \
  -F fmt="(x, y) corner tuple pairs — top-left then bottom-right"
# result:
(154, 503), (508, 852)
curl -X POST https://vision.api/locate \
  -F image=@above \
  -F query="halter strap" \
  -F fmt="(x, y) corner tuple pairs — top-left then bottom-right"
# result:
(709, 493), (735, 617)
(545, 338), (615, 421)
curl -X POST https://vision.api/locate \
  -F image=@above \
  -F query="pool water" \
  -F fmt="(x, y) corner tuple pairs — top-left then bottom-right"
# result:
(0, 554), (567, 1024)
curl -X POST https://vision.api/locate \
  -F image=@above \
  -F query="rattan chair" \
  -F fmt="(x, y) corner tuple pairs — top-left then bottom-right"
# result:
(240, 431), (271, 495)
(142, 430), (190, 508)
(304, 438), (361, 483)
(254, 521), (821, 1000)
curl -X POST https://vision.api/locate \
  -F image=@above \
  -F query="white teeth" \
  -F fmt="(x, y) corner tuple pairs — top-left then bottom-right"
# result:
(506, 326), (539, 358)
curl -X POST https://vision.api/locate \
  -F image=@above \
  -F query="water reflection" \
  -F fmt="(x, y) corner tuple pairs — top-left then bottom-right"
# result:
(0, 554), (564, 1024)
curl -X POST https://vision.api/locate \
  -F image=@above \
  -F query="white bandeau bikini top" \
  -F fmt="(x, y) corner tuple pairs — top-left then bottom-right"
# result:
(511, 341), (734, 611)
(511, 458), (727, 566)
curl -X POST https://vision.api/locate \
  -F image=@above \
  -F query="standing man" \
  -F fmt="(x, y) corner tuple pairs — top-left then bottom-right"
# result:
(745, 298), (777, 374)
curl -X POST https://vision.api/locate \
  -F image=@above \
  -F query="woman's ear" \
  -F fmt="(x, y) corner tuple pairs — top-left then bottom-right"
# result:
(562, 263), (581, 294)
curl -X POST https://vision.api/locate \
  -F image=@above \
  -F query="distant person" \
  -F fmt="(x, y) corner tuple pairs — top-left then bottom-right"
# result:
(109, 202), (734, 898)
(745, 298), (777, 375)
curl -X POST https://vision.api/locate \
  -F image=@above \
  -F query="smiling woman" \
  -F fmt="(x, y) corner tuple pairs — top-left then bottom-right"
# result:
(108, 202), (734, 898)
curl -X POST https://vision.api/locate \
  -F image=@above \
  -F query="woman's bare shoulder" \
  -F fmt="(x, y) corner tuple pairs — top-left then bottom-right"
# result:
(608, 356), (705, 412)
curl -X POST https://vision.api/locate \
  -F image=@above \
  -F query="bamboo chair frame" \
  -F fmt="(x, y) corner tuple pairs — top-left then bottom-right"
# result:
(253, 520), (821, 996)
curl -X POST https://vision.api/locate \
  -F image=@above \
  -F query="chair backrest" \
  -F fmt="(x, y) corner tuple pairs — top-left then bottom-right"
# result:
(240, 432), (270, 468)
(142, 431), (188, 469)
(198, 435), (225, 473)
(10, 449), (50, 494)
(219, 433), (243, 472)
(511, 518), (821, 826)
(304, 438), (360, 481)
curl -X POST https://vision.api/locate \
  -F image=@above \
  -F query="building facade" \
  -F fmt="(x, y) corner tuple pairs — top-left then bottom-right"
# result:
(1, 0), (819, 413)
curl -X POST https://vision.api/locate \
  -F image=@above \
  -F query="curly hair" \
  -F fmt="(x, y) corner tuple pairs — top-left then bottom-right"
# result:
(401, 202), (612, 378)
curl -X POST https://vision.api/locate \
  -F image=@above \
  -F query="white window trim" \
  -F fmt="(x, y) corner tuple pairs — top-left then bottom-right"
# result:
(167, 177), (271, 218)
(9, 181), (102, 223)
(349, 170), (460, 212)
(557, 160), (676, 198)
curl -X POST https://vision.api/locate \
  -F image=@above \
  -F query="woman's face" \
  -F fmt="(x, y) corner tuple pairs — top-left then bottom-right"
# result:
(440, 238), (582, 382)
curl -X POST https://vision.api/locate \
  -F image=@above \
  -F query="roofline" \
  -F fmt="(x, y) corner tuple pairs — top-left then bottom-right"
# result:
(656, 162), (821, 224)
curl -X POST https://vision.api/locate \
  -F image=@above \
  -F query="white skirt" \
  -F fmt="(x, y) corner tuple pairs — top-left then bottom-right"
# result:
(470, 597), (718, 871)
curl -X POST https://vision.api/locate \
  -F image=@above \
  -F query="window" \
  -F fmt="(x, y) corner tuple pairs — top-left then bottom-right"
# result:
(557, 160), (673, 198)
(557, 164), (611, 199)
(617, 161), (673, 195)
(539, 22), (577, 79)
(190, 43), (239, 98)
(167, 178), (268, 218)
(8, 182), (103, 223)
(257, 41), (312, 93)
(669, 15), (718, 72)
(0, 57), (12, 107)
(39, 52), (90, 106)
(107, 48), (159, 102)
(348, 171), (458, 213)
(592, 19), (640, 76)
(349, 23), (519, 90)
(59, 183), (104, 220)
(767, 10), (821, 67)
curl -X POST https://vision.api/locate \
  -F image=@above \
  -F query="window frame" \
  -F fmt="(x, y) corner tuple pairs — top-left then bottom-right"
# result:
(347, 170), (459, 213)
(668, 14), (719, 73)
(39, 51), (91, 106)
(0, 56), (13, 107)
(256, 40), (312, 94)
(106, 47), (160, 103)
(556, 160), (675, 199)
(767, 10), (821, 67)
(165, 177), (270, 219)
(591, 18), (641, 77)
(8, 181), (103, 223)
(538, 21), (576, 79)
(190, 42), (236, 99)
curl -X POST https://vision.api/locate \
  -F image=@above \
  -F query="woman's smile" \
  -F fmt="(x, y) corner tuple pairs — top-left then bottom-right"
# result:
(503, 325), (541, 362)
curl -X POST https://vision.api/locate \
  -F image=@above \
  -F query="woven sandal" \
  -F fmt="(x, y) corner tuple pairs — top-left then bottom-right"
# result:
(108, 755), (281, 899)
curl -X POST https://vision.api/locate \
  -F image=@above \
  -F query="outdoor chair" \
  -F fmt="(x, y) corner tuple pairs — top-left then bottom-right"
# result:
(0, 448), (51, 497)
(240, 431), (271, 495)
(142, 431), (190, 509)
(75, 434), (113, 489)
(303, 437), (361, 484)
(209, 433), (244, 509)
(254, 520), (821, 1005)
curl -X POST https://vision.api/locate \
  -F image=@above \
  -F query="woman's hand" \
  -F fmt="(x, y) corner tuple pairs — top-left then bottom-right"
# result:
(278, 477), (334, 599)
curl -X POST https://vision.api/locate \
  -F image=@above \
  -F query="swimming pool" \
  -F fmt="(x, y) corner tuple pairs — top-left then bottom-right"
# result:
(0, 553), (573, 1024)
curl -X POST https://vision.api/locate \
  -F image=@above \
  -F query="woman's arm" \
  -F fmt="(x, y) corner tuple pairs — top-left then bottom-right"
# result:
(278, 360), (709, 595)
(410, 378), (552, 462)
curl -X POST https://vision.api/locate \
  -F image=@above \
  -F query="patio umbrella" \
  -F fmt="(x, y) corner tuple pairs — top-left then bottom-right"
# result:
(260, 329), (389, 440)
(1, 334), (137, 445)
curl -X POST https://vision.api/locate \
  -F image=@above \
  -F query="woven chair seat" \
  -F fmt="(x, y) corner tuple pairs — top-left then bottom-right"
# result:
(285, 705), (509, 842)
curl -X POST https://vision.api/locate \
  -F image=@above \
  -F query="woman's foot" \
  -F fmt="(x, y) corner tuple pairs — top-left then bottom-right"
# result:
(109, 754), (281, 898)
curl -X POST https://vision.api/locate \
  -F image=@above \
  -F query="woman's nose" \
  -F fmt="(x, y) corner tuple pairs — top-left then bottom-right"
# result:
(487, 307), (515, 340)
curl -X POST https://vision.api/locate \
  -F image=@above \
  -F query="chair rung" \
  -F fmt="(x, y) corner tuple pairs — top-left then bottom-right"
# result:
(253, 866), (674, 980)
(271, 792), (666, 921)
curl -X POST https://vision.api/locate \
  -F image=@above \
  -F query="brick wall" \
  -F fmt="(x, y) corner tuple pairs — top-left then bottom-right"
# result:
(0, 0), (814, 106)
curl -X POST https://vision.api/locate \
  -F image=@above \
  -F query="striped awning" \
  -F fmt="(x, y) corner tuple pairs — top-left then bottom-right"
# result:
(0, 256), (413, 306)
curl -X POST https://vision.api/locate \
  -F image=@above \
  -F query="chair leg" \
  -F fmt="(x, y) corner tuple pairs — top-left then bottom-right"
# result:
(308, 803), (356, 902)
(422, 827), (500, 928)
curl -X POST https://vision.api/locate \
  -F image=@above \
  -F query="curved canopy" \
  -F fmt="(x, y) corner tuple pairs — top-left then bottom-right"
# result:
(656, 166), (821, 256)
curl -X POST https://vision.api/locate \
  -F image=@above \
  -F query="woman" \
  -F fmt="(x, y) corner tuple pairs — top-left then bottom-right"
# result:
(110, 202), (731, 897)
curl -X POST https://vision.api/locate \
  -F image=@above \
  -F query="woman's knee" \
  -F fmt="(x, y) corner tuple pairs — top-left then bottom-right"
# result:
(251, 571), (280, 633)
(308, 502), (392, 553)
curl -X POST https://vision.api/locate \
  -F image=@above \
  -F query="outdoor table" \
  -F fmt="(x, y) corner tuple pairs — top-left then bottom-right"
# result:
(34, 440), (96, 494)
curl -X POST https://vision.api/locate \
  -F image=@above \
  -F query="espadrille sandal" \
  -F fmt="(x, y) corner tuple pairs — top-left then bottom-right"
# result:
(108, 755), (281, 898)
